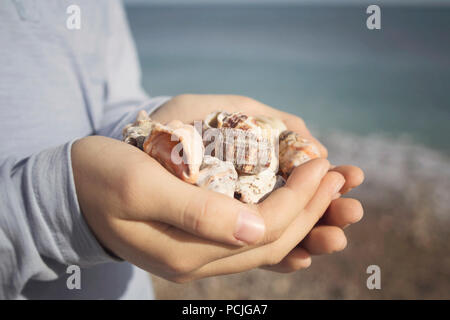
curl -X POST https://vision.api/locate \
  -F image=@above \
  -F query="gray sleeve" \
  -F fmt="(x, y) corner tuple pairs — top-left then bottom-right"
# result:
(0, 141), (116, 299)
(96, 0), (171, 140)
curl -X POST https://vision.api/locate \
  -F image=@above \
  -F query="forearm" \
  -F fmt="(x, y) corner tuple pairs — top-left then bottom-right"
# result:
(0, 141), (115, 299)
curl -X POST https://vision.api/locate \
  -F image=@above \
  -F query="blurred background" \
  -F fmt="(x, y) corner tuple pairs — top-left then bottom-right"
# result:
(124, 0), (450, 299)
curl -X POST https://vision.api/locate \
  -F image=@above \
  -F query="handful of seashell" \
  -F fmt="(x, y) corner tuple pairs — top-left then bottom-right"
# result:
(122, 110), (320, 204)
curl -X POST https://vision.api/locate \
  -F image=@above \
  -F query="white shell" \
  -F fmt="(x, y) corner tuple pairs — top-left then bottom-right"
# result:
(122, 110), (154, 150)
(203, 112), (276, 175)
(258, 175), (287, 202)
(254, 115), (287, 137)
(235, 169), (277, 204)
(196, 156), (237, 198)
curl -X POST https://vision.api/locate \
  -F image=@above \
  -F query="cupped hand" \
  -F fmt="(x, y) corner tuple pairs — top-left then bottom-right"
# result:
(152, 94), (365, 274)
(72, 135), (347, 282)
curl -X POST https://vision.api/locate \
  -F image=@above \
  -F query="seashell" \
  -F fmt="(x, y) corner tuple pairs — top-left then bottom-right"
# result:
(258, 175), (286, 203)
(122, 110), (154, 150)
(278, 130), (320, 178)
(220, 112), (259, 130)
(196, 156), (237, 198)
(273, 174), (286, 190)
(235, 169), (277, 204)
(203, 111), (224, 130)
(254, 115), (287, 137)
(123, 110), (323, 204)
(203, 112), (274, 175)
(204, 111), (260, 131)
(143, 120), (204, 184)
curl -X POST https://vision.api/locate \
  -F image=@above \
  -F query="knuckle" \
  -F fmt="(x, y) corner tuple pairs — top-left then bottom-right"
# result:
(286, 115), (306, 130)
(234, 95), (258, 110)
(236, 95), (255, 104)
(264, 246), (284, 266)
(295, 117), (306, 128)
(165, 257), (196, 275)
(267, 254), (284, 266)
(335, 231), (348, 251)
(325, 171), (345, 185)
(319, 158), (331, 168)
(321, 145), (329, 158)
(263, 226), (284, 244)
(167, 274), (192, 284)
(173, 94), (193, 102)
(183, 196), (209, 235)
(348, 198), (364, 216)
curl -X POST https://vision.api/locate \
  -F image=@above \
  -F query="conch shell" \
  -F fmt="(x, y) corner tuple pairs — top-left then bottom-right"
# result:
(196, 156), (237, 198)
(122, 110), (154, 150)
(143, 120), (204, 184)
(278, 130), (320, 178)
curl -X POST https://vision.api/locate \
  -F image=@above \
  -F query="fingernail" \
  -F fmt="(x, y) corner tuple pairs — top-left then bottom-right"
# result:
(234, 210), (265, 244)
(334, 178), (345, 194)
(332, 192), (341, 200)
(320, 161), (330, 176)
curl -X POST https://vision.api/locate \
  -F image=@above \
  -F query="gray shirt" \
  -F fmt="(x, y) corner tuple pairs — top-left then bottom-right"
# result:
(0, 0), (170, 299)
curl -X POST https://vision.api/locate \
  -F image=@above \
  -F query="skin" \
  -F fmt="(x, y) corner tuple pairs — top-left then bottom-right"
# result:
(72, 94), (364, 282)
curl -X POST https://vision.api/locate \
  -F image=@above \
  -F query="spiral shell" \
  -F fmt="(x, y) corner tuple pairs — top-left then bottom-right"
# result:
(203, 111), (274, 175)
(278, 130), (320, 178)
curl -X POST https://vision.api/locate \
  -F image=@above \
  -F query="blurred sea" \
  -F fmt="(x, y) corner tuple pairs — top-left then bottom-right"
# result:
(126, 5), (450, 152)
(125, 4), (450, 299)
(128, 5), (450, 299)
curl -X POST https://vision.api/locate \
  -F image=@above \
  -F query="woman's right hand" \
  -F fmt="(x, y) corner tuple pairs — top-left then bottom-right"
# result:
(72, 135), (346, 282)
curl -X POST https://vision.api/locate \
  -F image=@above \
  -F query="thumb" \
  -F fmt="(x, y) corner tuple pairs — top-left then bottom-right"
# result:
(152, 181), (266, 246)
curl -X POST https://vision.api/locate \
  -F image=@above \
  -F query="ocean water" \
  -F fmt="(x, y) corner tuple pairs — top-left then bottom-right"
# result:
(125, 5), (450, 299)
(126, 5), (450, 153)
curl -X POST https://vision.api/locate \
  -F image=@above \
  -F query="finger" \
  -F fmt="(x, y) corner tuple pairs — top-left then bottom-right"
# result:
(257, 158), (330, 243)
(321, 198), (364, 228)
(260, 247), (311, 273)
(180, 171), (345, 280)
(128, 157), (331, 276)
(300, 225), (347, 255)
(148, 157), (329, 248)
(147, 167), (265, 246)
(329, 165), (364, 194)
